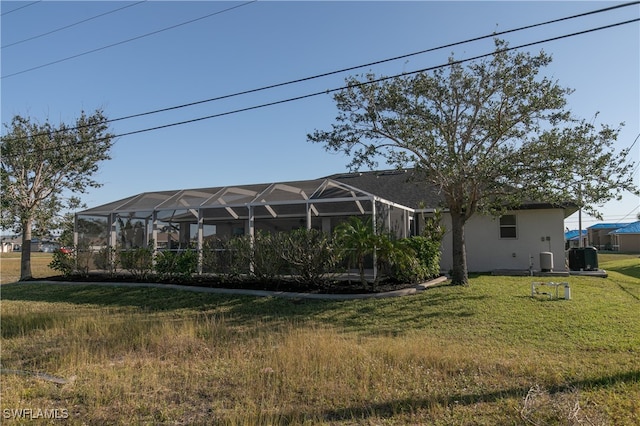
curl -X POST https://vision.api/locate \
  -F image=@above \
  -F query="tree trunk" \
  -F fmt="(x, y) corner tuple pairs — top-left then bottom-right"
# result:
(20, 219), (33, 281)
(450, 211), (468, 285)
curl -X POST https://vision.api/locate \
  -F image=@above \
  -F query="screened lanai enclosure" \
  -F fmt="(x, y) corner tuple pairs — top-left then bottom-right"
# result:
(75, 173), (427, 273)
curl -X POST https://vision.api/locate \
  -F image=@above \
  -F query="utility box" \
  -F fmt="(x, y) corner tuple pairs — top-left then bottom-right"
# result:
(540, 252), (554, 272)
(568, 247), (599, 271)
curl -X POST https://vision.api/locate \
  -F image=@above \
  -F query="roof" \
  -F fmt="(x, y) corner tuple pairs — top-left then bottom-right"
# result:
(328, 169), (577, 215)
(588, 222), (633, 230)
(610, 221), (640, 235)
(565, 229), (587, 240)
(326, 169), (444, 209)
(78, 169), (575, 217)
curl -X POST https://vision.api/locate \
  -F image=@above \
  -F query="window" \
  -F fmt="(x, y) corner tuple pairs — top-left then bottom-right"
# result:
(499, 214), (517, 239)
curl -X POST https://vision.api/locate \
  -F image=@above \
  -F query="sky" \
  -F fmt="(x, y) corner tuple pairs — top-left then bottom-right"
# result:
(2, 1), (639, 231)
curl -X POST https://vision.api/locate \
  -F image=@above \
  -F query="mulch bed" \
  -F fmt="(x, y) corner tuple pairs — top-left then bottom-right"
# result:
(39, 273), (425, 295)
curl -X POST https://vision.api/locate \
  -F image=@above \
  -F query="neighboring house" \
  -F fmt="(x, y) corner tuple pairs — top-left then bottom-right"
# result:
(75, 169), (577, 273)
(565, 229), (588, 249)
(587, 223), (633, 250)
(609, 221), (640, 253)
(0, 235), (20, 252)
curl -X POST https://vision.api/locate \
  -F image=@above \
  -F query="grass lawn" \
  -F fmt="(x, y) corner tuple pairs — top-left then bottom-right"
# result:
(0, 252), (57, 285)
(0, 253), (638, 424)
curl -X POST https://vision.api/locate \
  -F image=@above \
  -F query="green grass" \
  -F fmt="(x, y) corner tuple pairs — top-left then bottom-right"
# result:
(0, 254), (638, 424)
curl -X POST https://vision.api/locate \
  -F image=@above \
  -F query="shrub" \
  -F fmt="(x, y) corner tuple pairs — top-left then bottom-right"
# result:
(49, 243), (95, 278)
(402, 235), (441, 279)
(75, 247), (94, 276)
(94, 246), (118, 275)
(248, 231), (288, 282)
(281, 228), (338, 284)
(155, 249), (198, 281)
(202, 237), (246, 278)
(49, 249), (75, 277)
(119, 244), (154, 281)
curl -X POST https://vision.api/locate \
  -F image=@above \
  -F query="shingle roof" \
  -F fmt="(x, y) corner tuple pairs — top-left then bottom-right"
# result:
(80, 168), (576, 216)
(326, 169), (577, 213)
(325, 169), (445, 210)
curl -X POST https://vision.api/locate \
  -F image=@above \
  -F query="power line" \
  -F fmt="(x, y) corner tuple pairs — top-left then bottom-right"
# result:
(1, 0), (257, 79)
(2, 1), (636, 83)
(104, 1), (640, 127)
(3, 0), (638, 141)
(565, 209), (640, 222)
(1, 1), (147, 49)
(0, 0), (40, 17)
(3, 17), (637, 154)
(111, 18), (639, 139)
(617, 204), (640, 221)
(628, 132), (640, 152)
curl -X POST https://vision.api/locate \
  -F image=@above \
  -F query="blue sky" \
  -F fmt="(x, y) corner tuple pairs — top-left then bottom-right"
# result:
(2, 1), (639, 229)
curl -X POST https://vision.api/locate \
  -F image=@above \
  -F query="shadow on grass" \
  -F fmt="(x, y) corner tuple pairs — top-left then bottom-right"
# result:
(608, 262), (640, 280)
(0, 281), (482, 335)
(274, 370), (640, 423)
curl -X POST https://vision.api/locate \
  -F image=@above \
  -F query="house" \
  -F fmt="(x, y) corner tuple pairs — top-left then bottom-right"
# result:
(75, 169), (577, 274)
(609, 221), (640, 253)
(587, 223), (633, 250)
(565, 229), (587, 249)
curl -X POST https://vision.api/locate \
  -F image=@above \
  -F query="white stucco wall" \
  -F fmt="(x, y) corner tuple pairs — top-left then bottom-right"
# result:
(439, 209), (567, 273)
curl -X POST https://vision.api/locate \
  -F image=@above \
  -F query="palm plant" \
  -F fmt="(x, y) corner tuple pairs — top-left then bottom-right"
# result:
(333, 217), (376, 289)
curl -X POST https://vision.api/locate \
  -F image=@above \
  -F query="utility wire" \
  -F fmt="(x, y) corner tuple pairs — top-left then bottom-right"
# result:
(3, 17), (637, 154)
(1, 0), (257, 79)
(2, 1), (636, 82)
(111, 19), (640, 139)
(2, 1), (147, 49)
(628, 132), (640, 152)
(617, 204), (640, 222)
(103, 0), (640, 127)
(3, 0), (638, 140)
(0, 0), (40, 16)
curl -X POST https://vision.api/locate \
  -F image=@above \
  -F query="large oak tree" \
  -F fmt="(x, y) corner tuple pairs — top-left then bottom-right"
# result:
(309, 40), (636, 285)
(1, 109), (114, 280)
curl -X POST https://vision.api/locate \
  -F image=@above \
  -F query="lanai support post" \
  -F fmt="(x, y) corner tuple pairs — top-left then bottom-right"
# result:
(144, 217), (150, 248)
(305, 202), (312, 230)
(372, 200), (377, 283)
(108, 213), (117, 271)
(197, 209), (204, 274)
(73, 214), (79, 248)
(248, 205), (255, 273)
(403, 209), (409, 238)
(73, 213), (79, 271)
(151, 211), (158, 264)
(386, 204), (391, 235)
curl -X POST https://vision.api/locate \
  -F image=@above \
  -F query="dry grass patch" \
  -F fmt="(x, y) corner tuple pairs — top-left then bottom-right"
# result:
(0, 252), (57, 284)
(1, 254), (639, 424)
